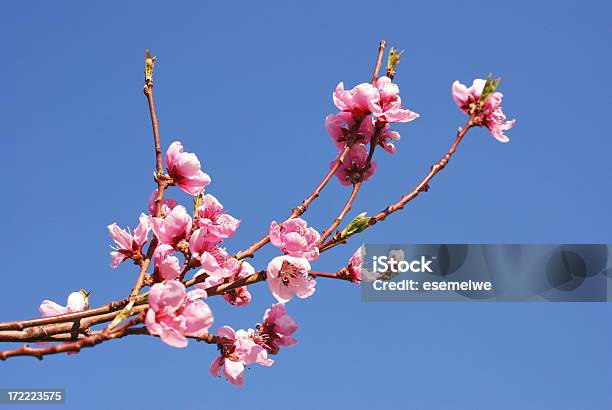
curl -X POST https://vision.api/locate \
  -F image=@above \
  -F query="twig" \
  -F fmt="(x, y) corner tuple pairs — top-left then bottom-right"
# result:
(0, 298), (132, 331)
(371, 40), (387, 85)
(0, 313), (144, 360)
(319, 181), (363, 243)
(235, 144), (351, 260)
(126, 326), (218, 344)
(128, 50), (169, 299)
(0, 306), (148, 343)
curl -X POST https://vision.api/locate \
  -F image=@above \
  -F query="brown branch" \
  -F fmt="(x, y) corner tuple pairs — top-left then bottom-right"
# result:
(128, 50), (170, 299)
(144, 49), (163, 177)
(319, 181), (363, 243)
(234, 144), (351, 260)
(371, 40), (386, 85)
(0, 306), (148, 343)
(0, 313), (144, 360)
(319, 117), (475, 253)
(0, 298), (133, 331)
(0, 266), (349, 346)
(309, 271), (341, 280)
(126, 326), (218, 344)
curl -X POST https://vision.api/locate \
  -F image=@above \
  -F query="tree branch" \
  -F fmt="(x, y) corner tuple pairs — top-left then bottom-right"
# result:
(0, 313), (144, 360)
(319, 181), (363, 243)
(235, 144), (351, 260)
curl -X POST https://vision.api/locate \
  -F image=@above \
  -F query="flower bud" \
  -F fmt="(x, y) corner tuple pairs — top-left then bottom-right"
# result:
(341, 212), (370, 237)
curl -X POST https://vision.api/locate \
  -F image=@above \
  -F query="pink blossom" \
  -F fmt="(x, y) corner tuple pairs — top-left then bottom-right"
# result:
(257, 303), (298, 354)
(377, 124), (401, 154)
(480, 93), (515, 143)
(196, 255), (253, 290)
(147, 189), (177, 216)
(452, 79), (485, 113)
(39, 290), (89, 317)
(150, 205), (192, 246)
(452, 79), (515, 142)
(269, 218), (320, 260)
(325, 112), (375, 148)
(346, 247), (363, 283)
(332, 143), (377, 186)
(145, 280), (213, 348)
(210, 326), (273, 386)
(107, 213), (150, 268)
(266, 255), (315, 303)
(153, 244), (182, 280)
(166, 141), (211, 196)
(222, 286), (251, 307)
(333, 82), (380, 115)
(189, 228), (225, 263)
(196, 194), (240, 240)
(370, 76), (419, 123)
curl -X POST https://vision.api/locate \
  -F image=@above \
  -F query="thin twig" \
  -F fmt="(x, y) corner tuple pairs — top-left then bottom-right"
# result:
(128, 50), (168, 299)
(371, 40), (386, 85)
(126, 326), (218, 344)
(235, 144), (351, 260)
(319, 181), (363, 243)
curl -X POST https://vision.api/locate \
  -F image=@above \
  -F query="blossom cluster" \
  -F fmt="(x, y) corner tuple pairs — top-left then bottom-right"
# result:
(452, 79), (515, 142)
(106, 139), (327, 384)
(326, 76), (419, 185)
(210, 303), (297, 385)
(34, 65), (513, 386)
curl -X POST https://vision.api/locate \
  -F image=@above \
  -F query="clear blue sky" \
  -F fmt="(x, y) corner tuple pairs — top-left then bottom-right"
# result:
(0, 1), (610, 409)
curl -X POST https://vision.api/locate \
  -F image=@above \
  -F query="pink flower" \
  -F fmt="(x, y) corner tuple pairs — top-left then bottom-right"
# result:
(210, 326), (273, 386)
(346, 247), (363, 283)
(452, 79), (485, 113)
(195, 255), (253, 290)
(107, 213), (150, 268)
(147, 189), (177, 216)
(196, 194), (240, 240)
(333, 82), (380, 115)
(189, 228), (225, 263)
(452, 79), (515, 142)
(370, 76), (419, 123)
(153, 244), (182, 280)
(325, 112), (375, 148)
(377, 124), (401, 154)
(257, 303), (298, 354)
(333, 143), (377, 186)
(150, 205), (192, 246)
(269, 218), (320, 260)
(145, 280), (213, 348)
(480, 93), (515, 143)
(266, 255), (315, 303)
(222, 286), (251, 307)
(39, 290), (89, 317)
(166, 141), (211, 195)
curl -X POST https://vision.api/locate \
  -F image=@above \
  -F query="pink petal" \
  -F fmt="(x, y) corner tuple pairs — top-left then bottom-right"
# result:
(209, 356), (223, 378)
(223, 359), (245, 386)
(38, 300), (68, 317)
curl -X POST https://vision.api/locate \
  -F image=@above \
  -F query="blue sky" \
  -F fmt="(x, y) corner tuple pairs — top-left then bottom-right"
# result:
(0, 1), (610, 409)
